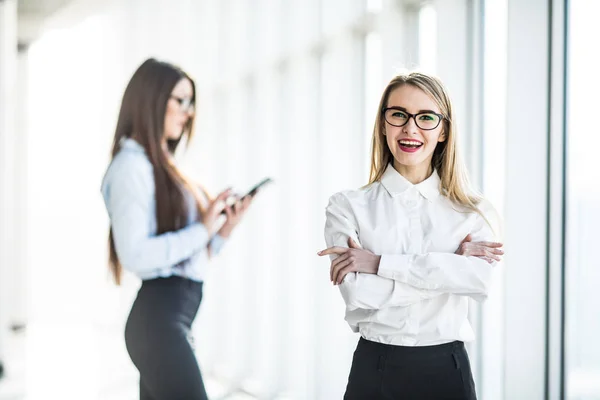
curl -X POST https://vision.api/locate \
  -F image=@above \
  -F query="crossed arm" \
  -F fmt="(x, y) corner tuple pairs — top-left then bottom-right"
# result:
(319, 193), (503, 310)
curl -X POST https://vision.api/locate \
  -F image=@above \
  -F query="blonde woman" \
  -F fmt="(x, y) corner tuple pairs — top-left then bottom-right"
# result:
(319, 72), (502, 399)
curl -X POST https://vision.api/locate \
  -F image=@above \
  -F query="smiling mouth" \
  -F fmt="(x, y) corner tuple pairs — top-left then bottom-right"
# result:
(398, 139), (423, 151)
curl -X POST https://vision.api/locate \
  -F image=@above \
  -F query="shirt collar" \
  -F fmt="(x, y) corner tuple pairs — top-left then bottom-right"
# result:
(380, 163), (441, 201)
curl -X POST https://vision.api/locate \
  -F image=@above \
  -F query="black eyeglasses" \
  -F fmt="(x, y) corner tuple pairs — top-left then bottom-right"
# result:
(170, 95), (195, 113)
(382, 107), (444, 130)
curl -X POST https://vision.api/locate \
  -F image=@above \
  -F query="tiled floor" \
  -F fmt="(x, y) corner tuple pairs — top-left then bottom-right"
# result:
(0, 323), (256, 400)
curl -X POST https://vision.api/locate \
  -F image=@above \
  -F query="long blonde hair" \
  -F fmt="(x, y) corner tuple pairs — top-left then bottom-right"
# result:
(368, 72), (482, 213)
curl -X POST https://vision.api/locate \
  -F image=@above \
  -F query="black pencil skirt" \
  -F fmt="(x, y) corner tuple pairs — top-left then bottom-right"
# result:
(344, 337), (478, 400)
(124, 276), (207, 400)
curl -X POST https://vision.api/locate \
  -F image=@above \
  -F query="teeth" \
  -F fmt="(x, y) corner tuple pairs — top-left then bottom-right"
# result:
(399, 140), (422, 146)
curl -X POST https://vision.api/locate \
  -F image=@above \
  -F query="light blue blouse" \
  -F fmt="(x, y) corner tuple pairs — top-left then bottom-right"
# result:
(101, 138), (224, 282)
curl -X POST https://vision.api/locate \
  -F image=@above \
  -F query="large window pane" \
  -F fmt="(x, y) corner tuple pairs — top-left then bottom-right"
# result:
(565, 1), (600, 399)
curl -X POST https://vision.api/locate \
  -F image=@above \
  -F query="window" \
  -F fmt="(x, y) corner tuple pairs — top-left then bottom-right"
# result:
(565, 1), (600, 398)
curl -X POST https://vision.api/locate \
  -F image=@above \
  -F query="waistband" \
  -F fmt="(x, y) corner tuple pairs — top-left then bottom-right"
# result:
(358, 337), (464, 357)
(141, 275), (203, 291)
(136, 276), (204, 326)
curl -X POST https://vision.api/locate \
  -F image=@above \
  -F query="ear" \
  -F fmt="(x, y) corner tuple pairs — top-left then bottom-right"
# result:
(438, 129), (447, 143)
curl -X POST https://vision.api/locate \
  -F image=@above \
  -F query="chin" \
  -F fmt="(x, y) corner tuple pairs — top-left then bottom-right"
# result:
(167, 132), (183, 141)
(393, 153), (422, 165)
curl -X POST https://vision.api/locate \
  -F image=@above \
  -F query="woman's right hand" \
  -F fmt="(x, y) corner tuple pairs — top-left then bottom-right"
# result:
(203, 189), (232, 235)
(455, 234), (504, 264)
(218, 194), (252, 238)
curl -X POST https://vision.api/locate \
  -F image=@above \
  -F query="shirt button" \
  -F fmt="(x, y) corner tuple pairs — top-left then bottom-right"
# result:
(406, 199), (416, 207)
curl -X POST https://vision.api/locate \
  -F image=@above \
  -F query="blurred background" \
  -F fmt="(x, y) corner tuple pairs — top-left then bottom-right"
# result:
(0, 0), (598, 399)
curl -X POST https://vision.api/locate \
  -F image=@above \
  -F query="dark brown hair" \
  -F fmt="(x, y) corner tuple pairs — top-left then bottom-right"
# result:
(108, 58), (205, 285)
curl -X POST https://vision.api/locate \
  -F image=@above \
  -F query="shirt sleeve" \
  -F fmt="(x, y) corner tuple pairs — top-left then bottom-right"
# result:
(102, 155), (210, 273)
(208, 234), (226, 257)
(377, 201), (501, 302)
(324, 192), (443, 310)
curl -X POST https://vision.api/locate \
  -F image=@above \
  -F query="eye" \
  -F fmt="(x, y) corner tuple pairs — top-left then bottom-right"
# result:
(171, 96), (194, 112)
(418, 113), (436, 121)
(391, 111), (407, 118)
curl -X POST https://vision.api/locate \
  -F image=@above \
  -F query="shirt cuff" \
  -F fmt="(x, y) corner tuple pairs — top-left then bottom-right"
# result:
(377, 254), (440, 290)
(209, 234), (226, 256)
(377, 254), (410, 281)
(187, 223), (211, 252)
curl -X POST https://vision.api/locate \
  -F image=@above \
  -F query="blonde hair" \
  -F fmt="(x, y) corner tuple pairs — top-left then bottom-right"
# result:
(368, 72), (482, 214)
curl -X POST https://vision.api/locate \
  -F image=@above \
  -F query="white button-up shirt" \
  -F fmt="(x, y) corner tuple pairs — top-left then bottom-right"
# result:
(324, 164), (500, 346)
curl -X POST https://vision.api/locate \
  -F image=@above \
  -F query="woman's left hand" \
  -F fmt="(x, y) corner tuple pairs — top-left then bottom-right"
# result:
(318, 238), (381, 285)
(218, 195), (253, 238)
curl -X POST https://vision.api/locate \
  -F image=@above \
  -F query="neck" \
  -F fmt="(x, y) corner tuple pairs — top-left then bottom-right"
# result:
(393, 161), (433, 185)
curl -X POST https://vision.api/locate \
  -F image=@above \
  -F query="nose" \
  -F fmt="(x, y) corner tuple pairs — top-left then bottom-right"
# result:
(403, 115), (420, 134)
(186, 104), (195, 116)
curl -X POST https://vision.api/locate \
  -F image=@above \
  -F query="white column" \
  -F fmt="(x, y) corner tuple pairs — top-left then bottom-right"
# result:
(11, 46), (30, 330)
(379, 0), (418, 81)
(504, 0), (551, 398)
(434, 0), (480, 176)
(480, 0), (508, 398)
(0, 0), (18, 366)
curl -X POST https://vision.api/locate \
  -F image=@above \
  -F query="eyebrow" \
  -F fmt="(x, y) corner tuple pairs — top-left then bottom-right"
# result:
(386, 106), (439, 114)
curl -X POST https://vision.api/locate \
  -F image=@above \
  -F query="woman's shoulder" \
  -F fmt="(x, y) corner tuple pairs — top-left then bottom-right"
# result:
(439, 191), (498, 215)
(327, 182), (381, 206)
(109, 141), (153, 174)
(114, 139), (151, 164)
(101, 140), (153, 194)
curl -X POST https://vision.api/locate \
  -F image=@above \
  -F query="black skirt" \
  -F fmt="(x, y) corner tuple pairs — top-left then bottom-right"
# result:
(345, 337), (478, 400)
(124, 276), (207, 400)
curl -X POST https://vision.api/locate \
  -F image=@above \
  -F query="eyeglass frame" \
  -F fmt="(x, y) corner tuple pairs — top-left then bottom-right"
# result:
(170, 95), (195, 113)
(382, 107), (445, 131)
